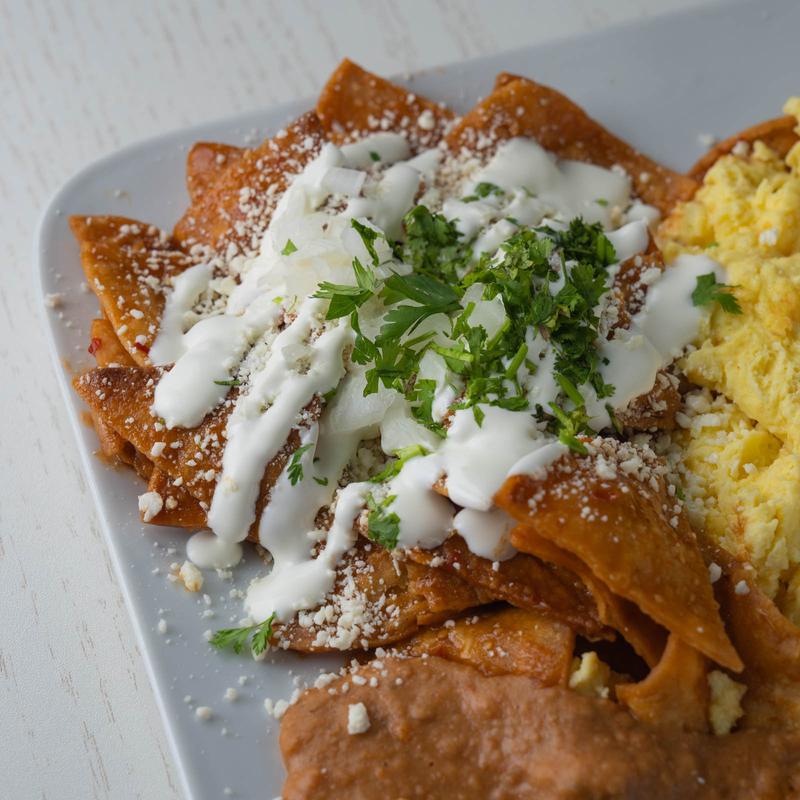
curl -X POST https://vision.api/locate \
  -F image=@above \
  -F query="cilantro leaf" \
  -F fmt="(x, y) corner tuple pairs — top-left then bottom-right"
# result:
(401, 205), (471, 284)
(366, 494), (401, 549)
(281, 239), (298, 256)
(691, 273), (742, 314)
(214, 378), (241, 387)
(548, 402), (589, 454)
(369, 150), (381, 162)
(210, 613), (276, 657)
(461, 182), (505, 203)
(409, 379), (446, 437)
(351, 219), (382, 266)
(378, 273), (461, 341)
(313, 257), (376, 319)
(287, 443), (313, 486)
(370, 444), (429, 483)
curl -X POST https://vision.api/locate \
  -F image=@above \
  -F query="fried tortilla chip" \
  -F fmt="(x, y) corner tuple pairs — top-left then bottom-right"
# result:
(85, 318), (139, 463)
(447, 75), (697, 215)
(173, 112), (325, 254)
(73, 366), (312, 537)
(715, 554), (800, 731)
(70, 216), (194, 366)
(616, 633), (709, 732)
(316, 59), (453, 151)
(185, 142), (244, 203)
(508, 524), (665, 668)
(89, 317), (136, 368)
(689, 116), (798, 180)
(406, 534), (608, 639)
(496, 441), (742, 671)
(402, 606), (574, 683)
(86, 323), (204, 524)
(276, 538), (493, 652)
(145, 467), (206, 529)
(617, 371), (680, 432)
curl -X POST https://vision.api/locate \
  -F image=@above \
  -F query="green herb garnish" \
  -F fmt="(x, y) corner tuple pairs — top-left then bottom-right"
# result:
(287, 443), (313, 486)
(401, 205), (471, 284)
(370, 444), (429, 483)
(313, 257), (377, 319)
(692, 273), (742, 314)
(214, 378), (241, 387)
(366, 493), (400, 549)
(461, 182), (504, 203)
(369, 150), (381, 162)
(281, 239), (298, 256)
(350, 219), (382, 266)
(209, 613), (276, 657)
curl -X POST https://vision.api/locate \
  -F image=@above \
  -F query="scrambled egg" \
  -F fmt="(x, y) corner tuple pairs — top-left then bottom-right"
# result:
(568, 652), (613, 699)
(660, 99), (800, 624)
(707, 670), (747, 735)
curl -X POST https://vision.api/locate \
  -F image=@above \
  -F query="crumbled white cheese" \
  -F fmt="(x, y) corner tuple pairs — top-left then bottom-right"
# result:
(224, 687), (238, 702)
(697, 132), (716, 147)
(137, 491), (163, 522)
(44, 292), (64, 308)
(347, 702), (370, 734)
(195, 706), (213, 721)
(417, 109), (435, 131)
(179, 561), (204, 593)
(731, 140), (750, 157)
(758, 227), (778, 247)
(734, 579), (750, 596)
(708, 562), (722, 584)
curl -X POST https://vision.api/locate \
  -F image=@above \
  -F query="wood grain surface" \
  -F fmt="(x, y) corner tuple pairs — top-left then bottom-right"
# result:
(0, 1), (709, 798)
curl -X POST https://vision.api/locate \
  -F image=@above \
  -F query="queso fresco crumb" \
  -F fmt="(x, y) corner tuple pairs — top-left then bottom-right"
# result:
(347, 702), (370, 735)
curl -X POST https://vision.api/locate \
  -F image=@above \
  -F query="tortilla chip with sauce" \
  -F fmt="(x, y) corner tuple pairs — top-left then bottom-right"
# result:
(495, 440), (742, 671)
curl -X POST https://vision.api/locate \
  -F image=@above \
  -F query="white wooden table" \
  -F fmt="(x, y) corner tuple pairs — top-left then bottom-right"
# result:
(1, 1), (713, 797)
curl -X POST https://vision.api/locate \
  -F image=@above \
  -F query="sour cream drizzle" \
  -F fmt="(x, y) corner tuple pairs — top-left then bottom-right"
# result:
(148, 133), (725, 626)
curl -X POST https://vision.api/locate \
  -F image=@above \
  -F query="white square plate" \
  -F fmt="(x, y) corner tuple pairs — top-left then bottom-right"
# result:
(36, 1), (800, 797)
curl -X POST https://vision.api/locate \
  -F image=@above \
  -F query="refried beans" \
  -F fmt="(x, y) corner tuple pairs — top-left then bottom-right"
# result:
(280, 656), (800, 800)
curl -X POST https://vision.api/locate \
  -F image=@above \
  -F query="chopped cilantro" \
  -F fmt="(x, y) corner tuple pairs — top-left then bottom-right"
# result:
(461, 182), (505, 203)
(350, 219), (382, 266)
(209, 613), (276, 657)
(606, 403), (623, 435)
(595, 198), (608, 207)
(691, 273), (742, 314)
(378, 273), (461, 342)
(366, 494), (400, 549)
(313, 257), (376, 319)
(401, 205), (471, 284)
(287, 443), (313, 486)
(214, 378), (241, 387)
(313, 476), (329, 486)
(369, 150), (381, 162)
(322, 209), (620, 445)
(548, 402), (589, 454)
(370, 444), (429, 483)
(281, 239), (298, 256)
(409, 379), (446, 437)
